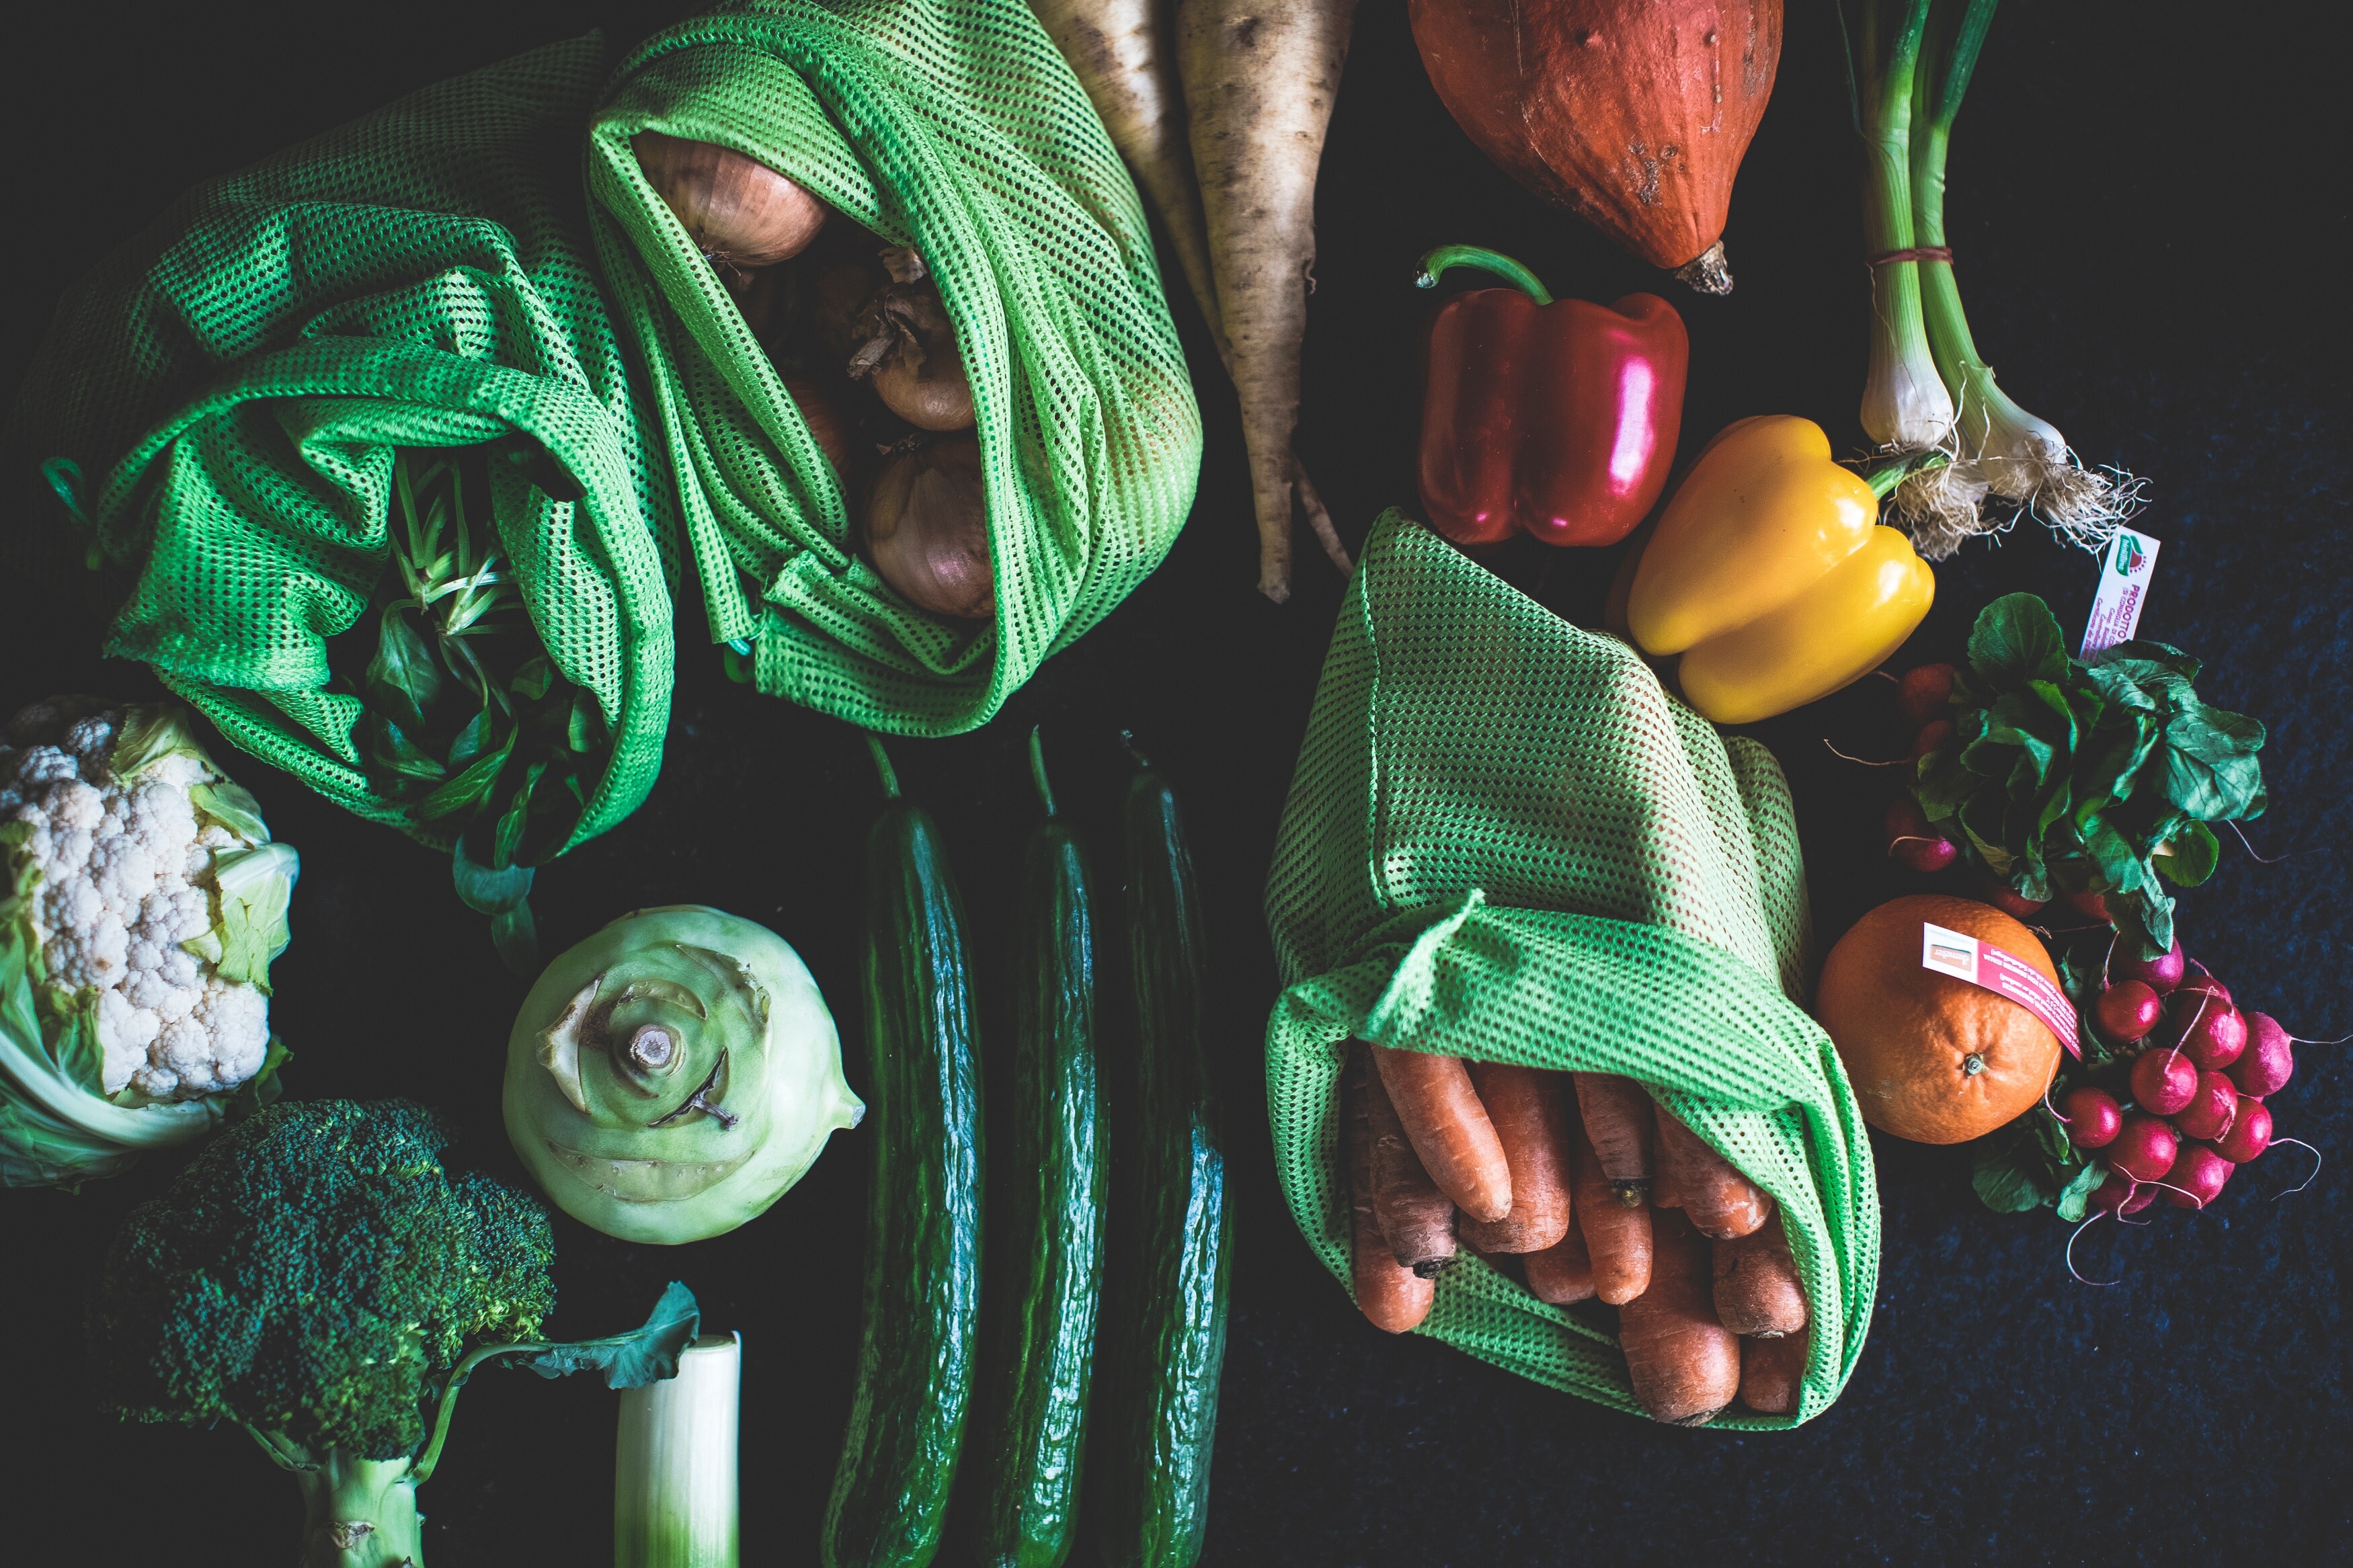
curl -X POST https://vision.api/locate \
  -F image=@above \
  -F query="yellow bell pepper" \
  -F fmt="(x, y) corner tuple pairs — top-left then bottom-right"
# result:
(1627, 415), (1934, 725)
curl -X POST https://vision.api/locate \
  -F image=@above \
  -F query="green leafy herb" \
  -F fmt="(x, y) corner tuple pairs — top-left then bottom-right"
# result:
(328, 447), (612, 974)
(1914, 593), (2265, 959)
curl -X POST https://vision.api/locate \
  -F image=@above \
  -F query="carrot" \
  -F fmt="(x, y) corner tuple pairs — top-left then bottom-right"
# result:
(1712, 1215), (1808, 1337)
(1360, 1044), (1458, 1275)
(1570, 1072), (1653, 1206)
(1618, 1208), (1741, 1426)
(1176, 0), (1360, 602)
(1740, 1328), (1808, 1416)
(1344, 1050), (1433, 1332)
(1366, 1042), (1511, 1223)
(1523, 1223), (1596, 1306)
(1652, 1101), (1774, 1240)
(1569, 1116), (1652, 1305)
(1459, 1063), (1571, 1253)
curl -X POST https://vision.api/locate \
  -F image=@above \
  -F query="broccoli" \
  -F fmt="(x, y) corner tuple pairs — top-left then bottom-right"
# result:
(85, 1099), (697, 1567)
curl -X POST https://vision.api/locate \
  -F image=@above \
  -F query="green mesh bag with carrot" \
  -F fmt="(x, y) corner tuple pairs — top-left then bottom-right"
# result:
(1, 35), (676, 965)
(1263, 511), (1881, 1428)
(585, 0), (1201, 735)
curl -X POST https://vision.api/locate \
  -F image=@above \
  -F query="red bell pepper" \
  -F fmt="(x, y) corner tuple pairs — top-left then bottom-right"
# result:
(1416, 246), (1689, 548)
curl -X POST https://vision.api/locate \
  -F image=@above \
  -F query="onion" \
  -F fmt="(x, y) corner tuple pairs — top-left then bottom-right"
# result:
(848, 278), (976, 433)
(783, 378), (860, 495)
(633, 132), (828, 269)
(863, 436), (992, 621)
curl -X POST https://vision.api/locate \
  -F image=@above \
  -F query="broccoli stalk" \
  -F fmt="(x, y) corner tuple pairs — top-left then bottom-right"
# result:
(85, 1099), (698, 1568)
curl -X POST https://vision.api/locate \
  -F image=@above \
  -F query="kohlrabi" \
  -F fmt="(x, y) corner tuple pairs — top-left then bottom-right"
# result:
(505, 905), (862, 1243)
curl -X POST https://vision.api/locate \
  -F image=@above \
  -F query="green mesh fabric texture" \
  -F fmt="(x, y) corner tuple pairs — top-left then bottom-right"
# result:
(1263, 512), (1880, 1429)
(1, 34), (675, 853)
(586, 0), (1201, 735)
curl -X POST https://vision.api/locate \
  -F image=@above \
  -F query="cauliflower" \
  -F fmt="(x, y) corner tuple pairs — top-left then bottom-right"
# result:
(1, 698), (298, 1186)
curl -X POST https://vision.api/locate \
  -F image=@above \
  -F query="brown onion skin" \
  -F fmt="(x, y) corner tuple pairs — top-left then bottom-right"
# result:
(871, 330), (975, 431)
(864, 436), (992, 621)
(783, 379), (861, 497)
(634, 131), (829, 267)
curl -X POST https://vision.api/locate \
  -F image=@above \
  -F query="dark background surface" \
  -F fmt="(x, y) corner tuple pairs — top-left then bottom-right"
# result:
(4, 3), (2348, 1565)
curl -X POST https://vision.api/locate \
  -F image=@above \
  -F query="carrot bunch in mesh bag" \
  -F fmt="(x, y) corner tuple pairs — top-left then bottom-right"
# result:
(1342, 1046), (1806, 1424)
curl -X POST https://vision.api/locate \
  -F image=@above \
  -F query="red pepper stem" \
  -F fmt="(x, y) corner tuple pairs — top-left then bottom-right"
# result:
(1414, 246), (1554, 306)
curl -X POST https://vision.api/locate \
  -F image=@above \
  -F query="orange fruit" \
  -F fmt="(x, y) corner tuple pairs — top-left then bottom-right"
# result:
(1815, 893), (2064, 1145)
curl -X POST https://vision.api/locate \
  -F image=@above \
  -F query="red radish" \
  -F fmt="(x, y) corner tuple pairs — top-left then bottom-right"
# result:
(2114, 938), (2185, 995)
(1909, 718), (1954, 762)
(2128, 1049), (2197, 1116)
(2213, 1098), (2273, 1164)
(2173, 1071), (2239, 1142)
(2110, 1112), (2180, 1184)
(2121, 1185), (2159, 1216)
(2227, 1013), (2295, 1098)
(2161, 1144), (2233, 1208)
(1884, 797), (1958, 873)
(2093, 981), (2162, 1044)
(1895, 662), (1957, 723)
(2063, 889), (2110, 922)
(2171, 969), (2232, 1013)
(2058, 1086), (2122, 1149)
(1971, 877), (2045, 921)
(2179, 1005), (2247, 1071)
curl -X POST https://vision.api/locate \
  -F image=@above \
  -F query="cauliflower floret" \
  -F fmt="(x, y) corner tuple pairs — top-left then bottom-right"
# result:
(3, 699), (292, 1104)
(97, 988), (163, 1095)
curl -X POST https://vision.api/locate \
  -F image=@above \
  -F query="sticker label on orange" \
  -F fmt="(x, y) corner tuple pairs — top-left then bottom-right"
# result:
(1921, 921), (2081, 1059)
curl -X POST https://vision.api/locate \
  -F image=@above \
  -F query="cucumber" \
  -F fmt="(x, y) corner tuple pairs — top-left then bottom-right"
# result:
(823, 738), (984, 1568)
(971, 730), (1104, 1568)
(1092, 745), (1233, 1568)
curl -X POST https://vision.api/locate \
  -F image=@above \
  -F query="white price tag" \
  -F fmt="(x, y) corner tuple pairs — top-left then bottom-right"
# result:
(2081, 526), (2161, 657)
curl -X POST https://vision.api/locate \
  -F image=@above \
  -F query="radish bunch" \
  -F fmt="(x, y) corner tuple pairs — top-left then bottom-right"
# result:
(2059, 954), (2307, 1215)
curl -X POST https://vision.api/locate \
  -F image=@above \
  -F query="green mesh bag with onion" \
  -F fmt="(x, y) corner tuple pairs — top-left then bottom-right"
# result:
(1, 36), (676, 966)
(1263, 512), (1882, 1428)
(585, 0), (1201, 734)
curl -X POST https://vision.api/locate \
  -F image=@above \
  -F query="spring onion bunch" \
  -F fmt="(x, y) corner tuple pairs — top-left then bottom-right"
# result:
(1841, 0), (2143, 559)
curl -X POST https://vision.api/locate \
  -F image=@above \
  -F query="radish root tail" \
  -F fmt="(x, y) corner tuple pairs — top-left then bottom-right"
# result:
(2270, 1138), (2322, 1198)
(2066, 1211), (2122, 1288)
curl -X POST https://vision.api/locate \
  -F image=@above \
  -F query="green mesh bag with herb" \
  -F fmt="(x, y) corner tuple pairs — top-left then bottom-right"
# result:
(1263, 512), (1880, 1428)
(1, 36), (676, 966)
(585, 0), (1201, 733)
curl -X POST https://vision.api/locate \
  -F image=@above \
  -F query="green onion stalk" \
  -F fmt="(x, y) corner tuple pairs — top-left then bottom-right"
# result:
(1908, 0), (2143, 556)
(1844, 0), (1958, 456)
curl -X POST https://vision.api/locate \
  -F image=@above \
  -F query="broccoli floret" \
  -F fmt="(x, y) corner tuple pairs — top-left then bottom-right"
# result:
(87, 1098), (555, 1462)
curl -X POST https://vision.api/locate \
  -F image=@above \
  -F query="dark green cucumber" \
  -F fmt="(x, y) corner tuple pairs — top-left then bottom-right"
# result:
(823, 738), (984, 1568)
(971, 729), (1105, 1568)
(1093, 746), (1233, 1568)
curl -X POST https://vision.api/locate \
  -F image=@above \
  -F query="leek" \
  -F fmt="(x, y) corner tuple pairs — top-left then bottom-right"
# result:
(616, 1333), (741, 1568)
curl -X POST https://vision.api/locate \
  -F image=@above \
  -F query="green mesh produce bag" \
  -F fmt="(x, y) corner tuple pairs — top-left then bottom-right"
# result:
(1263, 512), (1880, 1428)
(586, 0), (1201, 734)
(2, 34), (674, 854)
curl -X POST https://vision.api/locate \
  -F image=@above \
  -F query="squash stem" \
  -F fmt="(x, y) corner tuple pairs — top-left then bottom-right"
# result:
(1028, 726), (1057, 818)
(867, 734), (902, 800)
(1414, 246), (1554, 306)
